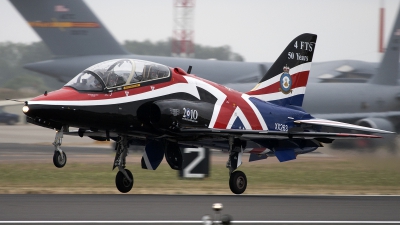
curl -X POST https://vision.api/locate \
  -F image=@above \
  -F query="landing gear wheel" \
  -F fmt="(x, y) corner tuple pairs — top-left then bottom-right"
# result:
(229, 170), (247, 194)
(53, 151), (67, 168)
(115, 169), (134, 193)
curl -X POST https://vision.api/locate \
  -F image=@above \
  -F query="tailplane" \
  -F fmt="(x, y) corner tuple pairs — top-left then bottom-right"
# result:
(246, 33), (317, 107)
(10, 0), (129, 57)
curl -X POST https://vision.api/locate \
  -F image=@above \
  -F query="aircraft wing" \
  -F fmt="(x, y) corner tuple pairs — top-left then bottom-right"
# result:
(294, 118), (395, 134)
(178, 128), (381, 139)
(63, 127), (382, 141)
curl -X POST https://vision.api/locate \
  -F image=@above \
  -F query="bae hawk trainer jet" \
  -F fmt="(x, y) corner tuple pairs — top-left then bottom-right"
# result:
(22, 34), (393, 194)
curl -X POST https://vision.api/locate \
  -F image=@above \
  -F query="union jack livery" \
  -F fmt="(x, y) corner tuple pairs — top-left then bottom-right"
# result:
(22, 33), (393, 194)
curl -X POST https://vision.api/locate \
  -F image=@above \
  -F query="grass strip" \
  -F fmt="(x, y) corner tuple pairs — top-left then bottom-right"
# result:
(0, 156), (399, 194)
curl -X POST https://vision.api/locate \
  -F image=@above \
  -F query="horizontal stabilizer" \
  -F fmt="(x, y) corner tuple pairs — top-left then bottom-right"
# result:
(312, 111), (400, 121)
(294, 119), (395, 134)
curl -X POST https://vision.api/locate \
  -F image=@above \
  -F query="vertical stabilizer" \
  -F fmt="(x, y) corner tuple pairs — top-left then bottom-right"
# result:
(10, 0), (129, 57)
(246, 33), (317, 107)
(371, 5), (400, 85)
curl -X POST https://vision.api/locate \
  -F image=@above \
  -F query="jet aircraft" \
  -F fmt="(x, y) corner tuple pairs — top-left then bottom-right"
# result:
(22, 33), (393, 194)
(9, 0), (400, 149)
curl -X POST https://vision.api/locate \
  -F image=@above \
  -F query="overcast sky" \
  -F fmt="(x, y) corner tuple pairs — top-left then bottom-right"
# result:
(1, 0), (399, 63)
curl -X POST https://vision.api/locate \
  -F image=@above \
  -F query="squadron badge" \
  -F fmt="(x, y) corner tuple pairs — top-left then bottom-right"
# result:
(279, 65), (292, 94)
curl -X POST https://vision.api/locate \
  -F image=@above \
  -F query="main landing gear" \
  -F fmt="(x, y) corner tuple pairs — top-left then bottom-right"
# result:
(52, 127), (67, 168)
(229, 171), (247, 194)
(227, 138), (247, 194)
(113, 135), (134, 193)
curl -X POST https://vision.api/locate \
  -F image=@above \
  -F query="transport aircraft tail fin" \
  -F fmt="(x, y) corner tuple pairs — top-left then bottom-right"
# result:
(10, 0), (129, 57)
(370, 4), (400, 85)
(246, 33), (317, 107)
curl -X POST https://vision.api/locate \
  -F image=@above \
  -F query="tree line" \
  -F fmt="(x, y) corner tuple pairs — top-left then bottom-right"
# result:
(123, 39), (244, 61)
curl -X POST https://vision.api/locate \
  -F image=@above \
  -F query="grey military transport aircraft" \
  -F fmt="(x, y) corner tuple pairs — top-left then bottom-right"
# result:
(21, 33), (393, 194)
(10, 0), (400, 150)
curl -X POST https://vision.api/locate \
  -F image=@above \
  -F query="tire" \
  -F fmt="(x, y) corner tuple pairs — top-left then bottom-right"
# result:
(115, 169), (134, 193)
(229, 170), (247, 194)
(7, 119), (16, 125)
(53, 151), (67, 168)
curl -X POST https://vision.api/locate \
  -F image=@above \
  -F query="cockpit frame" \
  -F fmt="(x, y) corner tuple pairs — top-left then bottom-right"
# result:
(65, 59), (171, 92)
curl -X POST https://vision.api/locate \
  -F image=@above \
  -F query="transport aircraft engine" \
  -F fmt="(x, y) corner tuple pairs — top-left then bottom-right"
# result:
(332, 117), (396, 151)
(356, 118), (395, 132)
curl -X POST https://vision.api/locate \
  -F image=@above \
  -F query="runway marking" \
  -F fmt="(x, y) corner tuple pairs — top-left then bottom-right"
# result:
(0, 221), (400, 224)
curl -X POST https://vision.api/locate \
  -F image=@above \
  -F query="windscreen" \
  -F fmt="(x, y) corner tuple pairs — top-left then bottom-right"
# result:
(98, 60), (133, 88)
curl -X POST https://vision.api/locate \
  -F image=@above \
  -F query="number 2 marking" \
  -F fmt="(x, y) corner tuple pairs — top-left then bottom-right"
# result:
(183, 148), (205, 178)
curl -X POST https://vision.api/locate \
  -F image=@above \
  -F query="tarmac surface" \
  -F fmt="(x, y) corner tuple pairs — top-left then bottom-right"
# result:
(1, 125), (399, 224)
(0, 194), (399, 223)
(0, 125), (98, 146)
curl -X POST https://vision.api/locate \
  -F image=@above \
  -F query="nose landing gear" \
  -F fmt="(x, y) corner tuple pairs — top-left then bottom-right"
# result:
(113, 135), (134, 193)
(115, 169), (133, 193)
(53, 151), (67, 168)
(52, 128), (67, 168)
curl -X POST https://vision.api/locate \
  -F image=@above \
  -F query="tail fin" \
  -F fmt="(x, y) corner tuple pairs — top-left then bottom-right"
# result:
(246, 33), (317, 107)
(370, 4), (400, 85)
(10, 0), (129, 57)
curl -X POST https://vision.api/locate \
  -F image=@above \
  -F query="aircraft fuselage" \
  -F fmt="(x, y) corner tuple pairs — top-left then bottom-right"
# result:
(24, 64), (312, 141)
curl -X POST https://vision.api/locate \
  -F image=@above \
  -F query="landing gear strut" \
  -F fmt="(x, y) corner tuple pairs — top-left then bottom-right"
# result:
(113, 135), (134, 193)
(227, 138), (247, 194)
(52, 127), (67, 168)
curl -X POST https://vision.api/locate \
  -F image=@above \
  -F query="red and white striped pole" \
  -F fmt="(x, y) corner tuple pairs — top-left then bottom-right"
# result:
(379, 0), (385, 53)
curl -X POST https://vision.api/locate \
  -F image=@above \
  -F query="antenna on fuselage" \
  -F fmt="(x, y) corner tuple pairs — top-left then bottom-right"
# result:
(187, 65), (192, 74)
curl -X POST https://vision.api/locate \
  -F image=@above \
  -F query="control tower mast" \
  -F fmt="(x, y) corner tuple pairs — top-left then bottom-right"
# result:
(379, 0), (385, 53)
(172, 0), (195, 58)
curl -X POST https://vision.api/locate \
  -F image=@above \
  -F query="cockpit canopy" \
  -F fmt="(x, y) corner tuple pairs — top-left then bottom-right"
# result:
(65, 59), (170, 91)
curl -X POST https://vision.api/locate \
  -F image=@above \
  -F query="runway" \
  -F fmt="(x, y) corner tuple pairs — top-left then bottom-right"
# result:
(1, 125), (399, 224)
(0, 194), (399, 224)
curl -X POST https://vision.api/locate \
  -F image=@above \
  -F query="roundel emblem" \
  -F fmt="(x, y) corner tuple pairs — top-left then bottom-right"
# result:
(279, 73), (292, 94)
